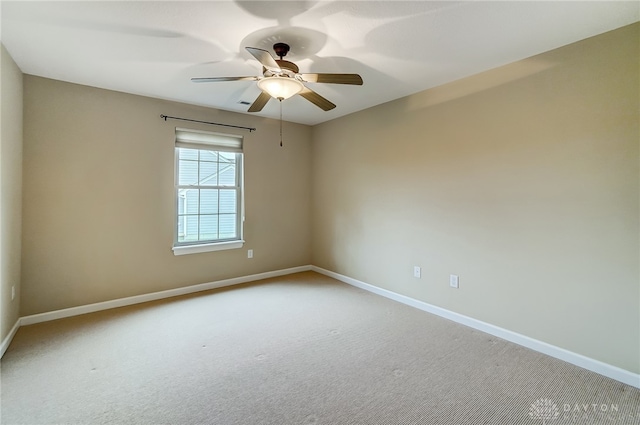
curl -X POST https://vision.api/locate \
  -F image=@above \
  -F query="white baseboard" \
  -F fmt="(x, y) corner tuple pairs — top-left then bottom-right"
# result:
(311, 266), (640, 389)
(20, 265), (312, 327)
(1, 319), (21, 358)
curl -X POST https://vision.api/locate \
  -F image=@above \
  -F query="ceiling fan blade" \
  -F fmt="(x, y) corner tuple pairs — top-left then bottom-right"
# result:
(191, 76), (258, 83)
(248, 91), (272, 112)
(300, 73), (363, 85)
(245, 47), (281, 73)
(298, 87), (336, 111)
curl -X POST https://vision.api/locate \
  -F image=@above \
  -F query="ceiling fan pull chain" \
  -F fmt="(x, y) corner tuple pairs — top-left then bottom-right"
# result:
(279, 99), (283, 147)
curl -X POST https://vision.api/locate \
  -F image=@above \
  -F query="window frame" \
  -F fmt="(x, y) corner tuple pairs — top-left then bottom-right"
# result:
(171, 128), (244, 256)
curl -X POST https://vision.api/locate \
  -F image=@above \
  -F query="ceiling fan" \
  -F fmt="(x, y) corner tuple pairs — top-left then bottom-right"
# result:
(191, 42), (363, 112)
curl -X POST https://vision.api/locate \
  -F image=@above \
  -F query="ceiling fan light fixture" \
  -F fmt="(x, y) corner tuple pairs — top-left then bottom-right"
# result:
(257, 76), (304, 100)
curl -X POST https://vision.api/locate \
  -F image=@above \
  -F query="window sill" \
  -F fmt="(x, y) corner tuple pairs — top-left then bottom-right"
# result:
(172, 240), (244, 256)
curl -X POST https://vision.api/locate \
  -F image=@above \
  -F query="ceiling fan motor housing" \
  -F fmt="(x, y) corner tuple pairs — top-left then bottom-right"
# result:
(275, 60), (299, 74)
(269, 43), (299, 75)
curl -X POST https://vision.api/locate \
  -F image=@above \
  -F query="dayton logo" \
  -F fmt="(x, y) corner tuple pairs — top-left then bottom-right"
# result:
(529, 398), (560, 424)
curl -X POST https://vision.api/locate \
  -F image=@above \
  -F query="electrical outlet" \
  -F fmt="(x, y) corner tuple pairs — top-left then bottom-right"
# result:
(413, 266), (421, 278)
(449, 275), (459, 288)
(11, 285), (15, 301)
(247, 249), (253, 259)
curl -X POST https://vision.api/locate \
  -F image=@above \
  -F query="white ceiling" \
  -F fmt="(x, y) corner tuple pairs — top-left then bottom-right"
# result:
(1, 1), (638, 126)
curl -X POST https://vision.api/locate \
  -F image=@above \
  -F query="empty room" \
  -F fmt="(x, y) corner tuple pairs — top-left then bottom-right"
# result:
(1, 1), (639, 424)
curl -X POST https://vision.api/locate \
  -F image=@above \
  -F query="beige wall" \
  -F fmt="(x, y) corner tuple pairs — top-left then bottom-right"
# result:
(1, 44), (23, 341)
(21, 76), (311, 315)
(311, 24), (640, 373)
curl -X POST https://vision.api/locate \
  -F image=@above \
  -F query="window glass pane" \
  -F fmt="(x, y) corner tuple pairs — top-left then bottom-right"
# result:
(178, 195), (186, 215)
(178, 160), (198, 185)
(199, 160), (218, 186)
(219, 190), (236, 213)
(177, 215), (184, 238)
(184, 189), (199, 214)
(178, 148), (198, 160)
(219, 152), (236, 163)
(219, 214), (237, 239)
(179, 215), (199, 242)
(200, 189), (219, 214)
(199, 215), (218, 240)
(218, 163), (236, 186)
(199, 150), (218, 162)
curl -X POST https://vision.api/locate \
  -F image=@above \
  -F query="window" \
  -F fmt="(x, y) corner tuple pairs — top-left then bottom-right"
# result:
(172, 128), (244, 255)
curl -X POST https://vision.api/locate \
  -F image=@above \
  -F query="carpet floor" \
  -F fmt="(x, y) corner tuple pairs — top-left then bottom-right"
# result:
(1, 271), (638, 424)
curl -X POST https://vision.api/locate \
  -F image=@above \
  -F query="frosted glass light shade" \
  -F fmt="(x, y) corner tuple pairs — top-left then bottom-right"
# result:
(257, 77), (304, 100)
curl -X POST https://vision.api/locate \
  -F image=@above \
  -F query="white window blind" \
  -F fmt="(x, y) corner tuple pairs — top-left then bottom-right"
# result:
(175, 128), (243, 153)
